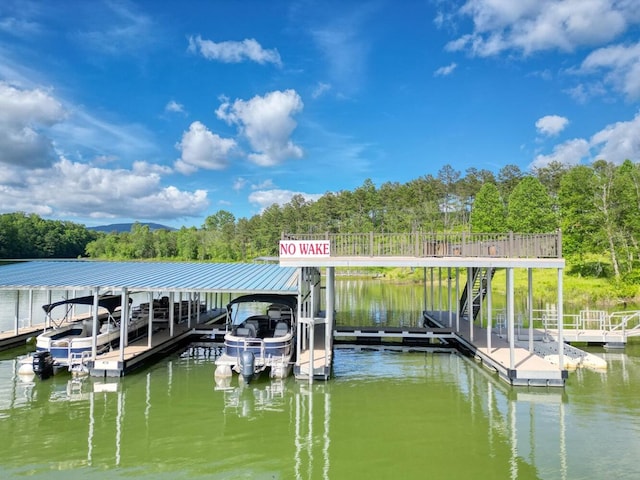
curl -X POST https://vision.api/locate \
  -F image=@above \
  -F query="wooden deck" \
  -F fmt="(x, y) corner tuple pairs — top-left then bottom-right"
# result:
(425, 311), (567, 387)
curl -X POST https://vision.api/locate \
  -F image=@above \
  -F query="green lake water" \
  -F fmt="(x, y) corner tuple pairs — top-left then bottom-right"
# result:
(1, 280), (639, 479)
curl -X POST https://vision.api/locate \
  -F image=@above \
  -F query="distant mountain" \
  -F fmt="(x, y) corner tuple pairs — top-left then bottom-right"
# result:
(88, 222), (176, 233)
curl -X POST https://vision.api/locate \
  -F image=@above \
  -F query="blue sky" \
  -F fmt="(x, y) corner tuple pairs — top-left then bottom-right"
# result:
(0, 0), (639, 228)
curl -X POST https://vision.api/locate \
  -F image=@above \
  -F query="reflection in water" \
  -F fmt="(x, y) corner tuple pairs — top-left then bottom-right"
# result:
(0, 344), (638, 478)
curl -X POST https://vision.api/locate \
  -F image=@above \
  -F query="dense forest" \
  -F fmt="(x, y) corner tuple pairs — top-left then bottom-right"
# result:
(1, 160), (639, 294)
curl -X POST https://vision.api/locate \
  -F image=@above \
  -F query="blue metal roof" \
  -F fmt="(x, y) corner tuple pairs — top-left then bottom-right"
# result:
(0, 261), (299, 294)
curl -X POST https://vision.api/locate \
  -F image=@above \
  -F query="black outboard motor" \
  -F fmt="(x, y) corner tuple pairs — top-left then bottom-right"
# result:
(240, 351), (255, 384)
(33, 351), (54, 380)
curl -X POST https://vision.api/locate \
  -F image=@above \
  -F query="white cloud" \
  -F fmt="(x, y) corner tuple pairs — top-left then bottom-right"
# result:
(216, 90), (304, 167)
(578, 41), (640, 100)
(531, 112), (640, 168)
(312, 82), (332, 99)
(0, 157), (209, 220)
(536, 115), (569, 136)
(0, 82), (66, 167)
(248, 189), (322, 212)
(531, 138), (590, 168)
(188, 36), (282, 66)
(447, 0), (637, 57)
(165, 100), (185, 114)
(590, 113), (640, 163)
(434, 62), (457, 77)
(174, 121), (236, 174)
(232, 177), (247, 191)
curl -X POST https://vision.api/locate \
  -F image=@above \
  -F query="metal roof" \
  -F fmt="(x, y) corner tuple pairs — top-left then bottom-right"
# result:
(0, 260), (299, 294)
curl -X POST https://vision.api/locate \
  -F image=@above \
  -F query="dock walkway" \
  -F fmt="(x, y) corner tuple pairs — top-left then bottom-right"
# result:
(425, 311), (567, 387)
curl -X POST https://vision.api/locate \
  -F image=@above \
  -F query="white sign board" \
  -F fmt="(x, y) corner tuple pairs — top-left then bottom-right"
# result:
(279, 240), (331, 258)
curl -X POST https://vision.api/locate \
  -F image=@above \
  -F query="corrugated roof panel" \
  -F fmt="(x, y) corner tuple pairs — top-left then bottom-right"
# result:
(0, 261), (299, 294)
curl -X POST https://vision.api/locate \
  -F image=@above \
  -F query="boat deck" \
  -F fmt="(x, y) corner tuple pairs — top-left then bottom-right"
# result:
(425, 311), (567, 387)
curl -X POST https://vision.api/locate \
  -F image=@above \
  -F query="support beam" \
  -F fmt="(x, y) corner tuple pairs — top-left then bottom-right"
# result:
(91, 289), (100, 361)
(507, 268), (515, 369)
(487, 267), (493, 352)
(528, 269), (533, 353)
(557, 268), (564, 371)
(119, 288), (128, 364)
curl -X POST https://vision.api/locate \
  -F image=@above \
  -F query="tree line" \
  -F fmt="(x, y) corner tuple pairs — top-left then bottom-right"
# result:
(2, 160), (639, 285)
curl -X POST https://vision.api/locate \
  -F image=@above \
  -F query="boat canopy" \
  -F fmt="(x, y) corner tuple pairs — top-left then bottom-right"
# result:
(42, 295), (131, 315)
(227, 294), (297, 311)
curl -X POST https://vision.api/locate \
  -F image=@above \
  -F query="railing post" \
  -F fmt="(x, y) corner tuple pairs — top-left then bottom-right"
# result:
(509, 231), (514, 257)
(369, 231), (374, 256)
(557, 228), (562, 258)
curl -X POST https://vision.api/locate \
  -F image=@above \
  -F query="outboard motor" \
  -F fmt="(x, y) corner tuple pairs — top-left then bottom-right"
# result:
(240, 351), (255, 384)
(32, 351), (54, 380)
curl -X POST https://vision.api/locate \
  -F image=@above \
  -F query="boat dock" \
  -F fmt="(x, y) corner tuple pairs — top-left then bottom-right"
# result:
(424, 310), (567, 387)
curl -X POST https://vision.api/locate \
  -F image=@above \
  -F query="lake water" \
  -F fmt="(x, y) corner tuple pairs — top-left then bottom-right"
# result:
(1, 280), (639, 479)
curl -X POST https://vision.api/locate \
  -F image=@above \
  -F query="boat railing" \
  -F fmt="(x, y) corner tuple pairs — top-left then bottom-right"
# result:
(233, 337), (266, 361)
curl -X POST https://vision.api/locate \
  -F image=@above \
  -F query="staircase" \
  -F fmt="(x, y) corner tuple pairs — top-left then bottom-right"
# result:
(459, 268), (496, 321)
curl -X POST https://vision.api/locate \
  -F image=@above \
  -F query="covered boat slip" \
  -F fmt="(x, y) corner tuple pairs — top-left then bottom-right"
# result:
(0, 261), (304, 377)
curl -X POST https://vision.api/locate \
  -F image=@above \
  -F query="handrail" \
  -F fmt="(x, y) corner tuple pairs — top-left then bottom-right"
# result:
(282, 231), (561, 259)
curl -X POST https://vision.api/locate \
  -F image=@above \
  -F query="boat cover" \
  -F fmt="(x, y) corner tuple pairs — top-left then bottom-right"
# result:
(227, 293), (297, 311)
(42, 295), (131, 314)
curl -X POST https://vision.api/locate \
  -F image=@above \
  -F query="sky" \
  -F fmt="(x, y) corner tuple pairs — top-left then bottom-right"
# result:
(0, 0), (639, 229)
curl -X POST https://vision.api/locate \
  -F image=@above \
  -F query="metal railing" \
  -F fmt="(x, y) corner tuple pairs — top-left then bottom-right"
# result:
(282, 231), (562, 259)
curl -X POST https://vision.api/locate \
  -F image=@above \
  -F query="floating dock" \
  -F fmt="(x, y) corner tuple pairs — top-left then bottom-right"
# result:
(424, 311), (567, 387)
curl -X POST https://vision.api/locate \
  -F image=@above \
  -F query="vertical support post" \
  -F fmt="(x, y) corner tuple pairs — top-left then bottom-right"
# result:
(187, 292), (193, 328)
(178, 292), (183, 324)
(557, 268), (564, 371)
(119, 288), (128, 364)
(91, 289), (100, 361)
(169, 291), (175, 337)
(438, 267), (442, 313)
(487, 268), (493, 352)
(309, 271), (315, 385)
(423, 268), (427, 315)
(147, 292), (154, 348)
(326, 267), (335, 375)
(28, 289), (34, 327)
(528, 269), (533, 353)
(430, 268), (434, 311)
(14, 290), (20, 335)
(467, 267), (473, 341)
(46, 290), (52, 329)
(455, 268), (460, 332)
(507, 268), (515, 369)
(447, 267), (452, 328)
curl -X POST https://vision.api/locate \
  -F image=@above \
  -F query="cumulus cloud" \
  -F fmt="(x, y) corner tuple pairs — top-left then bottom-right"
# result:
(0, 82), (66, 167)
(216, 90), (304, 167)
(446, 0), (637, 57)
(0, 157), (209, 220)
(590, 113), (640, 163)
(248, 189), (322, 212)
(174, 121), (236, 174)
(531, 138), (590, 168)
(536, 115), (569, 136)
(188, 35), (282, 66)
(577, 41), (640, 100)
(531, 112), (640, 168)
(434, 62), (457, 77)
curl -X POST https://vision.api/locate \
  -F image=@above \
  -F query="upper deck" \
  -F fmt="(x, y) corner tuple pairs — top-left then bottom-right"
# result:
(279, 231), (565, 269)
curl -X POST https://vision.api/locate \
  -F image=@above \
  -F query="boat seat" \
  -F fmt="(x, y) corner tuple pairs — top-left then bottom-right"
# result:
(235, 327), (251, 337)
(273, 322), (289, 337)
(245, 320), (259, 336)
